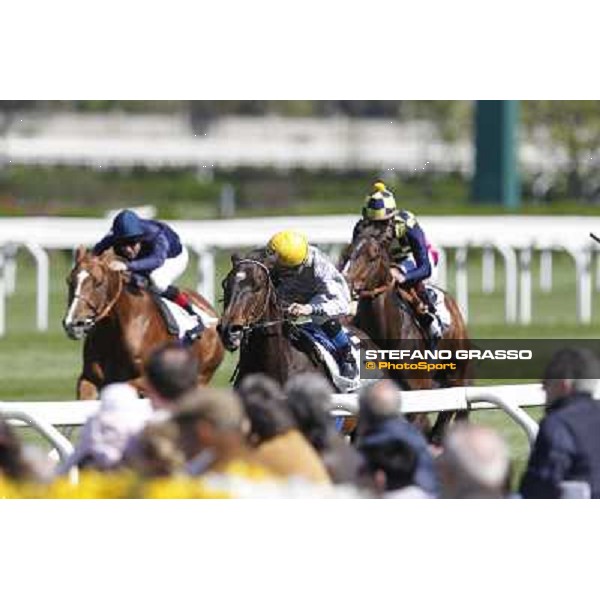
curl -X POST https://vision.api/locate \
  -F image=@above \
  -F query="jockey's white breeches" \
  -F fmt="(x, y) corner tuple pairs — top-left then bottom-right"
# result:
(429, 287), (451, 333)
(150, 246), (189, 292)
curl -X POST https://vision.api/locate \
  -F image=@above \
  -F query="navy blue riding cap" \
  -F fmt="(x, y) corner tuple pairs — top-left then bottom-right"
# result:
(113, 210), (144, 241)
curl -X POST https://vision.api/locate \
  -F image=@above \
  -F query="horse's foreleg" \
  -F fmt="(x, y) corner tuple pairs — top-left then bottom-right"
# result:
(430, 411), (455, 446)
(195, 328), (225, 385)
(77, 376), (99, 400)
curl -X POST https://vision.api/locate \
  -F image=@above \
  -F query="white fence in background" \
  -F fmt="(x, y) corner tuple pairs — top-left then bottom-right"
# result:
(0, 384), (546, 472)
(0, 215), (598, 336)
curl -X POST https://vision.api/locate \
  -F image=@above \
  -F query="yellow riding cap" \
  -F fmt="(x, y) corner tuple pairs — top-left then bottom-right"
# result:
(362, 181), (398, 221)
(267, 230), (309, 267)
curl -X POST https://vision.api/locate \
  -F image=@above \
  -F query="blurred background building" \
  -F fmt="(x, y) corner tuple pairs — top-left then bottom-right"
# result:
(1, 100), (599, 219)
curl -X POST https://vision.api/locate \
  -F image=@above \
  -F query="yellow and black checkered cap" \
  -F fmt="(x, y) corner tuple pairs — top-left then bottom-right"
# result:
(363, 182), (397, 220)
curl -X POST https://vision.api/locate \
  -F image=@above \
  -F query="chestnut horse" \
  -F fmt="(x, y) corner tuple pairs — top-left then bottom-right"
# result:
(63, 246), (224, 399)
(342, 232), (471, 442)
(218, 253), (378, 389)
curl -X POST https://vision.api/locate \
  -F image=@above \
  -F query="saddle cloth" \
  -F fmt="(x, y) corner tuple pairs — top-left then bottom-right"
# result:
(297, 322), (364, 393)
(155, 296), (219, 340)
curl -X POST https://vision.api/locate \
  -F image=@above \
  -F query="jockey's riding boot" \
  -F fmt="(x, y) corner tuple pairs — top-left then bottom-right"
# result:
(415, 281), (436, 314)
(164, 285), (205, 344)
(164, 285), (196, 315)
(428, 314), (443, 344)
(413, 282), (443, 347)
(418, 311), (443, 349)
(339, 346), (358, 379)
(182, 322), (205, 345)
(322, 319), (358, 379)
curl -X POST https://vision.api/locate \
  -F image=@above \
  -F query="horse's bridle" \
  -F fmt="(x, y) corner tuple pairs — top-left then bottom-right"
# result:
(225, 259), (296, 335)
(358, 279), (395, 299)
(72, 265), (124, 324)
(345, 237), (395, 299)
(229, 258), (285, 334)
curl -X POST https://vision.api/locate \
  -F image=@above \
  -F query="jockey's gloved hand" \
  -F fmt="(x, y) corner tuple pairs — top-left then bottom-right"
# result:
(130, 272), (149, 289)
(108, 260), (128, 272)
(287, 303), (313, 317)
(390, 267), (406, 285)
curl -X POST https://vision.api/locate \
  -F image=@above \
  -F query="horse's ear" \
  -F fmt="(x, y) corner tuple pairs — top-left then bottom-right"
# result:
(231, 253), (241, 266)
(75, 245), (87, 263)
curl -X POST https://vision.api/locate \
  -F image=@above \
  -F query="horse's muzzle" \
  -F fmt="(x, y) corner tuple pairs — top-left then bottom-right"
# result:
(63, 318), (95, 340)
(217, 322), (243, 351)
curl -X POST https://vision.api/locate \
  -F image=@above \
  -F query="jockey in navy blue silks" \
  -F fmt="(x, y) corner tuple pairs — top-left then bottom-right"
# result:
(93, 210), (204, 343)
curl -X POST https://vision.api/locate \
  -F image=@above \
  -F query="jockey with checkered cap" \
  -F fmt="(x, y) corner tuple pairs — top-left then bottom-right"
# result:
(350, 182), (447, 343)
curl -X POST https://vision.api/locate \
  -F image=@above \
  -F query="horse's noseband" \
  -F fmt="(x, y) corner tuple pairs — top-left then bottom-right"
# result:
(63, 314), (95, 340)
(218, 322), (245, 351)
(64, 269), (124, 338)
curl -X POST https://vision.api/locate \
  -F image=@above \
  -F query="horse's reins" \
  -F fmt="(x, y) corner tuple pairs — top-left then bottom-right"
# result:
(346, 239), (396, 299)
(358, 278), (395, 299)
(227, 259), (340, 334)
(96, 271), (124, 321)
(231, 259), (277, 332)
(73, 265), (124, 323)
(225, 259), (290, 336)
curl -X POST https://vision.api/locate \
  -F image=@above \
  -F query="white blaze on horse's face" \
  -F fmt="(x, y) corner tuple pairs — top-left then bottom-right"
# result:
(235, 271), (247, 281)
(64, 270), (90, 327)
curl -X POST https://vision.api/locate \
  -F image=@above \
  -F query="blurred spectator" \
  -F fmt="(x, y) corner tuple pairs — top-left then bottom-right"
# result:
(284, 373), (364, 484)
(520, 348), (600, 499)
(361, 438), (432, 499)
(237, 374), (331, 484)
(437, 424), (510, 499)
(124, 420), (185, 478)
(144, 342), (199, 413)
(59, 383), (152, 473)
(0, 416), (37, 481)
(355, 380), (439, 496)
(173, 387), (269, 477)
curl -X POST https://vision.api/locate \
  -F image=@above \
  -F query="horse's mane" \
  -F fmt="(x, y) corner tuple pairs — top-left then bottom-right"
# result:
(75, 249), (126, 286)
(246, 247), (274, 265)
(233, 247), (277, 270)
(76, 247), (117, 267)
(356, 222), (394, 247)
(93, 248), (119, 265)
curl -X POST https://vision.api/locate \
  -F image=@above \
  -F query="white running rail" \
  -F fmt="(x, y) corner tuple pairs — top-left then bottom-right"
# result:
(0, 215), (597, 335)
(0, 383), (546, 469)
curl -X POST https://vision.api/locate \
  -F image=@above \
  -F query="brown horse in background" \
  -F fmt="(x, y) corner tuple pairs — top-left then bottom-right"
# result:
(63, 246), (224, 399)
(342, 232), (471, 442)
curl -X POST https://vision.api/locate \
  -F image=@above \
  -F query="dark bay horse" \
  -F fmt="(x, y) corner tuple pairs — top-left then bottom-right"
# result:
(218, 253), (378, 389)
(63, 246), (225, 399)
(342, 233), (471, 441)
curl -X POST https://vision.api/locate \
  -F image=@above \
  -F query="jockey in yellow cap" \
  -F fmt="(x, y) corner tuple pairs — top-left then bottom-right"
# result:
(267, 230), (357, 379)
(348, 181), (449, 343)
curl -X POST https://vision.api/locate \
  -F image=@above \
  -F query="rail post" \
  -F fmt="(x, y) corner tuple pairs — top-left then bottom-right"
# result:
(455, 246), (469, 322)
